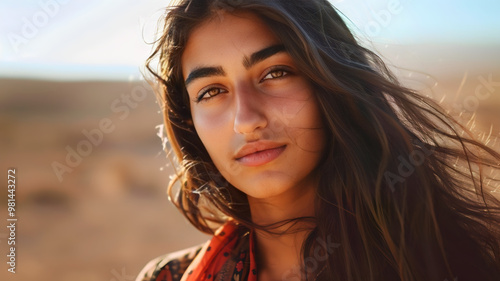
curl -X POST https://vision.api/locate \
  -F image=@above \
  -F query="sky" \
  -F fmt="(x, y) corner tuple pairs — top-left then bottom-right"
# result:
(0, 0), (499, 81)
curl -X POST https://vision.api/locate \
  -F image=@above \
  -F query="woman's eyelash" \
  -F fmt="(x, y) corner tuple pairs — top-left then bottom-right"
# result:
(261, 66), (292, 82)
(196, 87), (224, 103)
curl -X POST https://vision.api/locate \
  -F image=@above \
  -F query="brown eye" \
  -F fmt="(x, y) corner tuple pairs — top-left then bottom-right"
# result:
(196, 87), (226, 103)
(207, 88), (220, 97)
(271, 70), (285, 78)
(262, 67), (290, 81)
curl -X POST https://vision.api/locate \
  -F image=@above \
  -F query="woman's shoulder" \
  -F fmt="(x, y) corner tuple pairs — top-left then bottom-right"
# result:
(135, 244), (204, 281)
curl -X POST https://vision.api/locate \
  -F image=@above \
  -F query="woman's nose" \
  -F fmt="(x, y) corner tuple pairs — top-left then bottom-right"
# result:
(233, 84), (268, 135)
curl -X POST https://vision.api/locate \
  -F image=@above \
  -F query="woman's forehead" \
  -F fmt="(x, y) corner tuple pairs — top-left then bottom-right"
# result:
(181, 11), (281, 75)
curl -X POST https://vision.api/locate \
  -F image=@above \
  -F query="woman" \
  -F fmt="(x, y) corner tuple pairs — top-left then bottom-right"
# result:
(137, 0), (500, 280)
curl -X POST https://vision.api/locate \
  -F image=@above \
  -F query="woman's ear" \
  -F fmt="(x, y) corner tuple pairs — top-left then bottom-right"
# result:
(185, 119), (194, 126)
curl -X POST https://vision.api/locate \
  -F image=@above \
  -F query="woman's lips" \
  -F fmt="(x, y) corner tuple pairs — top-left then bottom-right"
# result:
(235, 145), (286, 167)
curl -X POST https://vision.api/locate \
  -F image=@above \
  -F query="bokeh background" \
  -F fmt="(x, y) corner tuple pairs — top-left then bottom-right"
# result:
(1, 0), (499, 280)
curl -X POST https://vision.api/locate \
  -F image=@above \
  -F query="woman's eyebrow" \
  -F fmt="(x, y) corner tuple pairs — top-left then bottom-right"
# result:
(185, 66), (225, 86)
(243, 44), (286, 69)
(184, 44), (286, 86)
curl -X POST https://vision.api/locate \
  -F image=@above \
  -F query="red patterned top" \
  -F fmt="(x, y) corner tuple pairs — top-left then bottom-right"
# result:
(136, 221), (257, 281)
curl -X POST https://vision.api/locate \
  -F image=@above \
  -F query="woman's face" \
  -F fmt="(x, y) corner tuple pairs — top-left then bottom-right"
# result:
(181, 12), (326, 200)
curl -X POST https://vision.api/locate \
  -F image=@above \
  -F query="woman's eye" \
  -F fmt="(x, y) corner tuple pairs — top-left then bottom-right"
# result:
(262, 68), (289, 81)
(197, 87), (224, 102)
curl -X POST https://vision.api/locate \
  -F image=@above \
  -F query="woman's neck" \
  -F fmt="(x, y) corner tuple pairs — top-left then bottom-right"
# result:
(248, 181), (316, 280)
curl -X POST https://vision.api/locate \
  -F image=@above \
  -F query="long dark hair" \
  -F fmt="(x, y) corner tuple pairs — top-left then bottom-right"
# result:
(145, 0), (500, 280)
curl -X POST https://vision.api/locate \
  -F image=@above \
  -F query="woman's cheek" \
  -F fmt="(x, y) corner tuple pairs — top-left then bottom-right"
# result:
(193, 108), (233, 156)
(193, 103), (227, 129)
